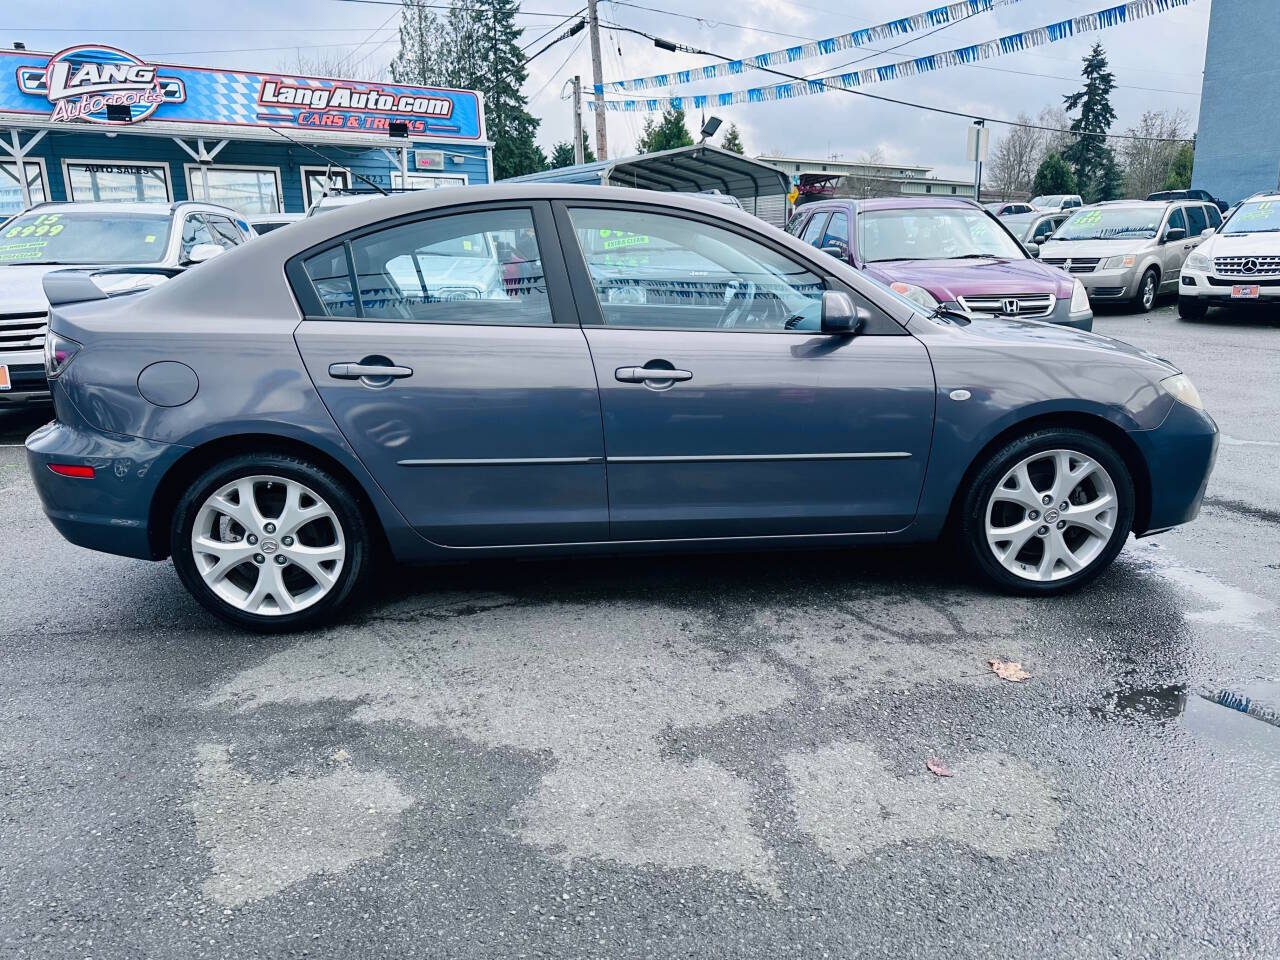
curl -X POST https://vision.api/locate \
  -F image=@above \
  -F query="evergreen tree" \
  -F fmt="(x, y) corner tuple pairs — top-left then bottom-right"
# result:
(1062, 43), (1119, 202)
(1163, 143), (1194, 190)
(391, 0), (545, 180)
(548, 132), (596, 168)
(637, 108), (695, 153)
(1032, 151), (1078, 196)
(720, 123), (745, 154)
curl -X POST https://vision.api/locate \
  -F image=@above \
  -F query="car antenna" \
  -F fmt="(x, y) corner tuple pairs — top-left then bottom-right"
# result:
(266, 126), (389, 197)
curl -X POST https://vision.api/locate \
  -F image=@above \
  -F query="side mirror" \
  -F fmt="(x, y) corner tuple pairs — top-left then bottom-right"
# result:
(821, 240), (848, 259)
(1163, 226), (1186, 243)
(1201, 227), (1216, 238)
(184, 242), (224, 265)
(820, 290), (868, 334)
(1021, 241), (1041, 258)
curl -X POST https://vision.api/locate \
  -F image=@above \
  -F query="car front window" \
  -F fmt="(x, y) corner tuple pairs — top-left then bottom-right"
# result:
(1053, 208), (1162, 241)
(857, 208), (1024, 262)
(1221, 199), (1280, 235)
(0, 211), (172, 265)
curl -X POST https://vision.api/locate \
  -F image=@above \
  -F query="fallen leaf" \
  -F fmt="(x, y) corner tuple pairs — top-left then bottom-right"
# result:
(989, 658), (1031, 682)
(926, 757), (953, 777)
(331, 748), (352, 764)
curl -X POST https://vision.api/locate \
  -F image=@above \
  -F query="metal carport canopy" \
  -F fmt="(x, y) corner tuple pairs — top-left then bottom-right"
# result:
(508, 143), (789, 201)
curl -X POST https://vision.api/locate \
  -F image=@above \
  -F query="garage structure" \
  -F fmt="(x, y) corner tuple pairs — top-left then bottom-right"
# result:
(507, 144), (792, 226)
(0, 43), (492, 218)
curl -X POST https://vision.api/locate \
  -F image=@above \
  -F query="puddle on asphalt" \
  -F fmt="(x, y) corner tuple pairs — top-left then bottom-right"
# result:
(1090, 683), (1189, 722)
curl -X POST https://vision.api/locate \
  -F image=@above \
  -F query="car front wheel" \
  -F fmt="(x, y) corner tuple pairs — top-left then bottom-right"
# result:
(1178, 296), (1208, 320)
(959, 429), (1135, 594)
(1133, 268), (1160, 313)
(171, 453), (371, 632)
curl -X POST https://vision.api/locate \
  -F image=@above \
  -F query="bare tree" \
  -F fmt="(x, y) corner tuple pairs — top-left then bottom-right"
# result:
(1120, 109), (1192, 199)
(842, 148), (898, 199)
(283, 47), (388, 81)
(1037, 105), (1076, 158)
(986, 113), (1043, 200)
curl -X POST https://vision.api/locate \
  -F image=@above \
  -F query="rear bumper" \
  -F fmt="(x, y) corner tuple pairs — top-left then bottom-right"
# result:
(1130, 399), (1219, 535)
(25, 420), (186, 560)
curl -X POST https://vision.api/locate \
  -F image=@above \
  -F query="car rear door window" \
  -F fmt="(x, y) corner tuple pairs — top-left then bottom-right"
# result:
(300, 245), (356, 318)
(345, 208), (553, 324)
(799, 213), (829, 247)
(568, 206), (825, 332)
(1185, 203), (1208, 237)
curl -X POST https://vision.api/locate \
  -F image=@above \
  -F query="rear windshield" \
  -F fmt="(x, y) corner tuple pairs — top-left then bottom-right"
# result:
(1222, 199), (1280, 235)
(0, 210), (171, 265)
(1054, 208), (1162, 241)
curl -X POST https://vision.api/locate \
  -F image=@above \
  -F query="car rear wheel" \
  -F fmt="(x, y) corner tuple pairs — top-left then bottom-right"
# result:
(1133, 268), (1160, 313)
(959, 429), (1135, 594)
(171, 453), (371, 632)
(1178, 296), (1208, 320)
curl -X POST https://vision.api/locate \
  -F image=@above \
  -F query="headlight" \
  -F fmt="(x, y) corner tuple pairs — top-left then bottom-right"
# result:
(1161, 373), (1203, 410)
(1102, 254), (1136, 269)
(888, 281), (940, 311)
(44, 331), (82, 379)
(1185, 252), (1211, 271)
(1069, 279), (1091, 313)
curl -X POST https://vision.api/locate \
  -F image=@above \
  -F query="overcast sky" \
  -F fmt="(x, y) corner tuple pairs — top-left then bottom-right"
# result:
(5, 0), (1211, 178)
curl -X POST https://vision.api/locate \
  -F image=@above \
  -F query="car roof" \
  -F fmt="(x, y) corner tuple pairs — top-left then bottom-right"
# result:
(22, 200), (240, 217)
(801, 196), (980, 213)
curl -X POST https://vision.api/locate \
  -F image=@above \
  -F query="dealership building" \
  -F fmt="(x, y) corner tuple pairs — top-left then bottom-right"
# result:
(0, 44), (492, 218)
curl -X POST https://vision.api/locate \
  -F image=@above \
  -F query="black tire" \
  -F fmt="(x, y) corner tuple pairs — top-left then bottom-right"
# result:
(1178, 296), (1208, 321)
(171, 452), (371, 632)
(1132, 267), (1160, 313)
(958, 428), (1135, 595)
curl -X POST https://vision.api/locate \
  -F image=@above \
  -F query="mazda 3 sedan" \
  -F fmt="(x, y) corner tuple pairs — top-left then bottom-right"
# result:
(26, 185), (1218, 631)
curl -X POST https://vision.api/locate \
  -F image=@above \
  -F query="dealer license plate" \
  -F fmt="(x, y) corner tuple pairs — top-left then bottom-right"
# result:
(1231, 284), (1261, 299)
(0, 364), (10, 391)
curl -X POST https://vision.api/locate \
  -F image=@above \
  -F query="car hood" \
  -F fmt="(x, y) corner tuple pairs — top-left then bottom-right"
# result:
(862, 257), (1075, 301)
(1039, 237), (1152, 259)
(1202, 232), (1280, 255)
(0, 263), (63, 314)
(944, 313), (1179, 375)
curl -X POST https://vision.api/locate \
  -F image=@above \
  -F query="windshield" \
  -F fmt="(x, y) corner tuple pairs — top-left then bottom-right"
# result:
(1031, 195), (1064, 207)
(1222, 198), (1280, 235)
(857, 208), (1024, 262)
(0, 211), (171, 265)
(1053, 207), (1162, 241)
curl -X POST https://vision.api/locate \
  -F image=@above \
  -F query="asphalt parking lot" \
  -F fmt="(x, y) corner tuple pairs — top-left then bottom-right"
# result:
(2, 301), (1278, 959)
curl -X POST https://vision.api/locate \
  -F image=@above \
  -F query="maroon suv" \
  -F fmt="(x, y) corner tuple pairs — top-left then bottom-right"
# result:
(786, 197), (1094, 330)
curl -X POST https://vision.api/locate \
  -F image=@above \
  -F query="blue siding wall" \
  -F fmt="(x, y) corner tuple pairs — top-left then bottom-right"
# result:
(27, 133), (490, 211)
(1193, 0), (1280, 203)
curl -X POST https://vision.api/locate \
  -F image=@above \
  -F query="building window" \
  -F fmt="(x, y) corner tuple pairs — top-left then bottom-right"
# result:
(186, 165), (282, 214)
(301, 167), (351, 209)
(391, 173), (467, 191)
(926, 185), (932, 194)
(0, 160), (47, 215)
(65, 161), (170, 203)
(951, 186), (957, 194)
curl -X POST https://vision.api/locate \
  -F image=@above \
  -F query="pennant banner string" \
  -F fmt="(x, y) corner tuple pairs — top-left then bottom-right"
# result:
(590, 0), (1197, 113)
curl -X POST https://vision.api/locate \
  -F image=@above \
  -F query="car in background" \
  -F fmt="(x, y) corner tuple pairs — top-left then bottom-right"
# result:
(0, 201), (246, 406)
(787, 197), (1093, 330)
(247, 213), (304, 236)
(1146, 188), (1229, 213)
(1030, 194), (1084, 212)
(986, 202), (1034, 216)
(1039, 199), (1222, 312)
(999, 210), (1073, 251)
(26, 184), (1216, 631)
(1178, 192), (1280, 319)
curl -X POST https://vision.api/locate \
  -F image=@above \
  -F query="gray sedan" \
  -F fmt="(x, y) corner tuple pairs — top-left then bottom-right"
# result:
(26, 185), (1218, 631)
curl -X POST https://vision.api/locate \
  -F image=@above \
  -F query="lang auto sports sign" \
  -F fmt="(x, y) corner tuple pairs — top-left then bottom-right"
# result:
(2, 45), (484, 140)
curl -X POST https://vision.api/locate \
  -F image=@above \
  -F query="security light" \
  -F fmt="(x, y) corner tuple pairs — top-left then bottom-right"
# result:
(699, 116), (723, 142)
(389, 121), (410, 139)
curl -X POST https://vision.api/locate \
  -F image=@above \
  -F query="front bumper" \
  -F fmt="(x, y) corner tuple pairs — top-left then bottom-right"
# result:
(1179, 269), (1280, 304)
(1079, 265), (1142, 302)
(1130, 398), (1219, 535)
(25, 420), (187, 560)
(0, 356), (51, 405)
(941, 297), (1093, 331)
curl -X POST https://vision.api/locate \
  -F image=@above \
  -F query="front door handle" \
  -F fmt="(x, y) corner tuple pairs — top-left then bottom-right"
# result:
(615, 366), (693, 383)
(329, 362), (413, 379)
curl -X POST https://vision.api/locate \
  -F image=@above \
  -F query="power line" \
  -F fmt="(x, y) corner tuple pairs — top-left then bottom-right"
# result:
(522, 7), (588, 52)
(326, 0), (588, 15)
(599, 24), (1193, 144)
(528, 33), (588, 102)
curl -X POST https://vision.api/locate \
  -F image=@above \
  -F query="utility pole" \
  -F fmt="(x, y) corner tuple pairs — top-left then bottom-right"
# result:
(572, 75), (584, 165)
(586, 0), (607, 159)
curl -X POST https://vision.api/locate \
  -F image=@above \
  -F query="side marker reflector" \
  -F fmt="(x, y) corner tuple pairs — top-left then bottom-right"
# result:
(48, 463), (95, 479)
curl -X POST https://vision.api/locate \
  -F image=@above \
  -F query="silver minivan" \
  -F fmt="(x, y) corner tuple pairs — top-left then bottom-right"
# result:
(1038, 200), (1223, 312)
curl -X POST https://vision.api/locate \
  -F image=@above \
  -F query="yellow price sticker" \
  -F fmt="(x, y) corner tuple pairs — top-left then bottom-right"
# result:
(144, 235), (156, 243)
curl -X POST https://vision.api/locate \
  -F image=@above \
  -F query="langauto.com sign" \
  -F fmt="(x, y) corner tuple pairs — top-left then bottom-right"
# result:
(3, 45), (484, 140)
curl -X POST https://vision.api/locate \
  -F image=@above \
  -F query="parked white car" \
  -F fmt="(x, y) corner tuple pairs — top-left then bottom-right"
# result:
(1178, 192), (1280, 319)
(1030, 194), (1084, 212)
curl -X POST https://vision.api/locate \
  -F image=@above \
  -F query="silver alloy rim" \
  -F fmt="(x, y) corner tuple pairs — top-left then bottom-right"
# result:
(191, 475), (345, 616)
(1142, 274), (1156, 309)
(984, 449), (1118, 582)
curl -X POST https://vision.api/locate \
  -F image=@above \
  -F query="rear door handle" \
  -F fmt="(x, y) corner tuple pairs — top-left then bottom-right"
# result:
(329, 362), (413, 379)
(615, 366), (693, 383)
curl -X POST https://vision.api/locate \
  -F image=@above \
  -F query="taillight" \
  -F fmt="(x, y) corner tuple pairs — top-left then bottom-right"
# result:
(48, 463), (95, 479)
(44, 331), (82, 379)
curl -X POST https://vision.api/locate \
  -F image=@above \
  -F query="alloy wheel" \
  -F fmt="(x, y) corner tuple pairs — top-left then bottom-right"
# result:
(1141, 273), (1157, 310)
(984, 449), (1118, 583)
(190, 475), (346, 615)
